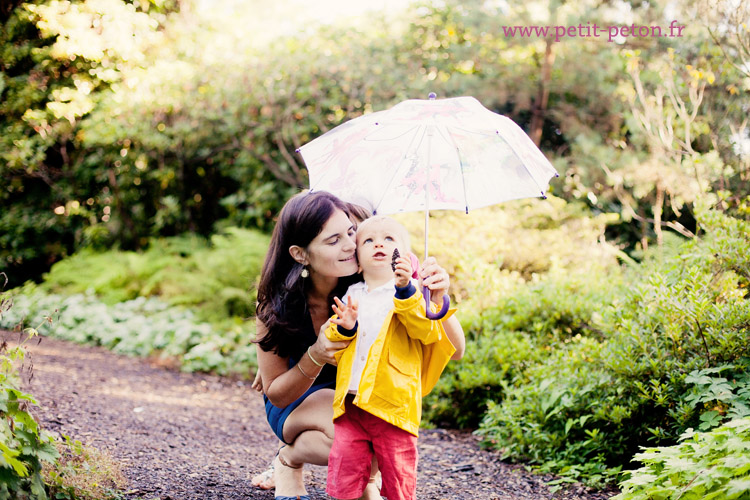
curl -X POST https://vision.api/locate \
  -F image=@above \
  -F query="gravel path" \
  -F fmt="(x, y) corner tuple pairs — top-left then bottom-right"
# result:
(5, 331), (617, 499)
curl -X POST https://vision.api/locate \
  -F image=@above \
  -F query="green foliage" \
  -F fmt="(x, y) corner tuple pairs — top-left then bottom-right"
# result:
(3, 0), (749, 287)
(0, 0), (173, 287)
(36, 227), (269, 323)
(470, 209), (750, 486)
(0, 287), (59, 499)
(423, 330), (541, 429)
(423, 264), (619, 428)
(43, 434), (125, 500)
(684, 362), (750, 431)
(614, 417), (750, 500)
(0, 290), (256, 377)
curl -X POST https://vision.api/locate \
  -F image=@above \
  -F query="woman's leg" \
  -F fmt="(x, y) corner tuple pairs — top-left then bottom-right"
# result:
(272, 388), (335, 497)
(282, 388), (335, 465)
(276, 389), (382, 499)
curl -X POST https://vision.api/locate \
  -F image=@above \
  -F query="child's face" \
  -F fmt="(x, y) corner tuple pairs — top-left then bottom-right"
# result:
(356, 219), (407, 276)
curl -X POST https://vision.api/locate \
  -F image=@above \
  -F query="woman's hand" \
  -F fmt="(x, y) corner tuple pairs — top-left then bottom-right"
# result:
(310, 320), (352, 366)
(251, 370), (264, 393)
(419, 256), (451, 304)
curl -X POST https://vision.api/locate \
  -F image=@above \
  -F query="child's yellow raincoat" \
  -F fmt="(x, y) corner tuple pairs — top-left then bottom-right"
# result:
(326, 290), (456, 436)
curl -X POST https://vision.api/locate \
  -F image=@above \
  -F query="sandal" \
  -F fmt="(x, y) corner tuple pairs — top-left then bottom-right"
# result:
(251, 448), (278, 490)
(251, 465), (274, 489)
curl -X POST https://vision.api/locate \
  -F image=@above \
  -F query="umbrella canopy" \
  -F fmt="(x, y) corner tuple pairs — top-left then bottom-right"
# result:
(298, 95), (559, 216)
(297, 94), (559, 318)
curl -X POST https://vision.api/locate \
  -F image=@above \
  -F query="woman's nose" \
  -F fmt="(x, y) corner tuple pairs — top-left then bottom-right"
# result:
(343, 234), (356, 250)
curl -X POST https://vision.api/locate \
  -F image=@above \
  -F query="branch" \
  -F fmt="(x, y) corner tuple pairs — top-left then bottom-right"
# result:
(259, 153), (301, 187)
(273, 132), (303, 181)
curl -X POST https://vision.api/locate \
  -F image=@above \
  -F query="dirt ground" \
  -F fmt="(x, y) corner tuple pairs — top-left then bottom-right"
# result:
(3, 331), (618, 499)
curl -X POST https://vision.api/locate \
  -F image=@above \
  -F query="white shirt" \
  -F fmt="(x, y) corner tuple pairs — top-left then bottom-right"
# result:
(342, 278), (415, 393)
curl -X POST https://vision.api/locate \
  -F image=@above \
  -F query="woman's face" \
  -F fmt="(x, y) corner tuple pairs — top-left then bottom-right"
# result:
(303, 209), (358, 278)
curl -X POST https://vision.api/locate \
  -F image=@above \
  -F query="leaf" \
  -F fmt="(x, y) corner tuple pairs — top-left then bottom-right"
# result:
(725, 478), (750, 498)
(699, 411), (723, 430)
(35, 441), (60, 464)
(0, 442), (29, 477)
(623, 472), (658, 486)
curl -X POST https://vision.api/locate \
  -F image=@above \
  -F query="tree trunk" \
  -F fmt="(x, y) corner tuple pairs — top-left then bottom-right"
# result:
(529, 38), (554, 147)
(653, 184), (665, 247)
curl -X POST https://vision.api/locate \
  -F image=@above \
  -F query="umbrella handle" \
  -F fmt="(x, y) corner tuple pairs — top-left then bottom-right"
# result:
(422, 286), (451, 320)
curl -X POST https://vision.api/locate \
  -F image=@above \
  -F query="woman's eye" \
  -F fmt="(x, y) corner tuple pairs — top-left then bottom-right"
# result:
(329, 237), (340, 245)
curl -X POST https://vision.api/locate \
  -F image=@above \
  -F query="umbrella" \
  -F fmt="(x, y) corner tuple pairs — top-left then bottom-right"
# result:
(297, 94), (559, 319)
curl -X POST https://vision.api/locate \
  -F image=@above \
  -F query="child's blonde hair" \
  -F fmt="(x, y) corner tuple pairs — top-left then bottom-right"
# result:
(356, 215), (411, 253)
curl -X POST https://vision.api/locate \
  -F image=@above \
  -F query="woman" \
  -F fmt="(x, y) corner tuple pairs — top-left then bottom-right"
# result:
(253, 191), (463, 499)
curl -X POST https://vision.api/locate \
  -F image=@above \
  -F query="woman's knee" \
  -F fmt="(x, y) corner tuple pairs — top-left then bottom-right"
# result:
(283, 389), (335, 442)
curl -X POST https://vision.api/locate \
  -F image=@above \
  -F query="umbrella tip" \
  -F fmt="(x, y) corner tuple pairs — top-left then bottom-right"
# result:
(554, 172), (560, 177)
(428, 92), (437, 100)
(541, 191), (548, 200)
(295, 148), (300, 153)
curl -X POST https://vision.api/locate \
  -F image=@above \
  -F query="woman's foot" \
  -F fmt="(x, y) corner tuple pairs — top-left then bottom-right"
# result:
(273, 447), (308, 499)
(251, 465), (274, 490)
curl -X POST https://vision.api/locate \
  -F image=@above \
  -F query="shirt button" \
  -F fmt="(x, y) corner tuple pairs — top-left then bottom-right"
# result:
(360, 356), (366, 361)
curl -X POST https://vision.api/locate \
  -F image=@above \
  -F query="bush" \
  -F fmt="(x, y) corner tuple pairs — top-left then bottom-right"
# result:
(613, 418), (750, 500)
(36, 226), (269, 324)
(0, 289), (257, 378)
(393, 196), (622, 313)
(0, 282), (59, 499)
(423, 264), (620, 429)
(43, 435), (125, 500)
(474, 209), (750, 486)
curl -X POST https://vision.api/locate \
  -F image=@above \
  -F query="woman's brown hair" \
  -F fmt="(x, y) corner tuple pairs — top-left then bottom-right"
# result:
(256, 191), (358, 358)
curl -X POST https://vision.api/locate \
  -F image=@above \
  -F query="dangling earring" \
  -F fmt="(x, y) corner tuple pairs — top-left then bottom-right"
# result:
(300, 267), (309, 278)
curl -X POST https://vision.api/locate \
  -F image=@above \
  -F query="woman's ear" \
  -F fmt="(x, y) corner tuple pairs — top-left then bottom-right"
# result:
(289, 245), (308, 266)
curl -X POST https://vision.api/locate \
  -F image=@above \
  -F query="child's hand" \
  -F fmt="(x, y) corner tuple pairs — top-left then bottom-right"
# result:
(393, 256), (412, 288)
(330, 296), (358, 330)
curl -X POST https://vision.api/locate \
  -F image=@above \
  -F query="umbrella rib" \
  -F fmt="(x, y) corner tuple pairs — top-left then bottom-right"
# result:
(442, 127), (470, 214)
(448, 124), (555, 196)
(493, 128), (549, 197)
(372, 125), (427, 214)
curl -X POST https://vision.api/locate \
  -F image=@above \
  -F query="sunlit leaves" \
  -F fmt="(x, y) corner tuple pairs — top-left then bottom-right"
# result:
(615, 418), (750, 500)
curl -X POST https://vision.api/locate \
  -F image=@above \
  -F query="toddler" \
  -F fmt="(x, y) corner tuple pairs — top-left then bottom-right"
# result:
(325, 215), (463, 500)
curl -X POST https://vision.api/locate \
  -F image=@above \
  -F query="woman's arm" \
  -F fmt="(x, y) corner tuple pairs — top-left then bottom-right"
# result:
(256, 318), (351, 408)
(419, 256), (465, 360)
(442, 315), (465, 360)
(256, 319), (320, 407)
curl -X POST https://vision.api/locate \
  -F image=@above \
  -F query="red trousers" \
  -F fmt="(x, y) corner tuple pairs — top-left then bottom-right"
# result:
(327, 400), (418, 500)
